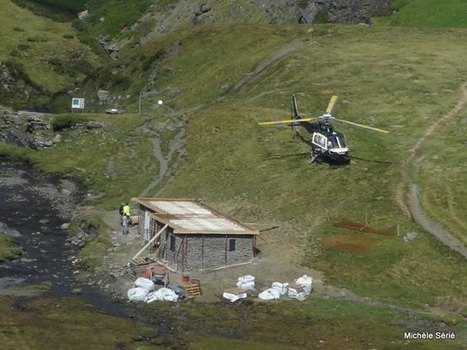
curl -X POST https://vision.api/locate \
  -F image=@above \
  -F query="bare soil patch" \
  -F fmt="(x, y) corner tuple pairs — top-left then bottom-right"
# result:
(321, 233), (379, 254)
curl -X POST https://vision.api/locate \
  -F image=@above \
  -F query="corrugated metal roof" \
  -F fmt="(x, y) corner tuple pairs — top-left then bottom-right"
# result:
(134, 198), (258, 235)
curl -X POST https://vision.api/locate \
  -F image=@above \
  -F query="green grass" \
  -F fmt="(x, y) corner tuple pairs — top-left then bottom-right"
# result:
(0, 297), (163, 349)
(154, 25), (467, 310)
(76, 24), (305, 114)
(2, 23), (466, 312)
(74, 0), (153, 38)
(0, 0), (99, 99)
(0, 233), (22, 262)
(390, 0), (467, 27)
(416, 113), (467, 245)
(24, 0), (86, 13)
(68, 214), (111, 271)
(12, 0), (86, 21)
(141, 298), (466, 349)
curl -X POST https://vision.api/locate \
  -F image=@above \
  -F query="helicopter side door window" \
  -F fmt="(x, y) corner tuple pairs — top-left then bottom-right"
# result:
(312, 133), (327, 149)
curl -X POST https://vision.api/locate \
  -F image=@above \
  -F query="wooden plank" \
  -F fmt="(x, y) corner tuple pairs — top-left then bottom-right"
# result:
(131, 224), (169, 262)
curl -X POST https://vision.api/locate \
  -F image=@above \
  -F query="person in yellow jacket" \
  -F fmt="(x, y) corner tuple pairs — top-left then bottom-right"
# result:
(122, 202), (130, 235)
(123, 203), (131, 217)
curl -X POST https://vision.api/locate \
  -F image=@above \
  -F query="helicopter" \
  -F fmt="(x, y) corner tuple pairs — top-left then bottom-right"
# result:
(258, 95), (388, 164)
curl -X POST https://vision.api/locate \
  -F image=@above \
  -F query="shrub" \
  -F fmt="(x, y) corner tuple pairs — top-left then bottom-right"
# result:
(52, 114), (88, 131)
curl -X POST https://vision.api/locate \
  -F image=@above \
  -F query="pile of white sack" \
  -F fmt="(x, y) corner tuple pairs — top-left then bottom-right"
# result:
(223, 274), (313, 302)
(258, 282), (288, 300)
(259, 275), (313, 301)
(222, 275), (255, 302)
(127, 277), (179, 303)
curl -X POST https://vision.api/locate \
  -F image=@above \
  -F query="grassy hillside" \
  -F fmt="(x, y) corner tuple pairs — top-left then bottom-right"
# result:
(13, 0), (87, 19)
(1, 3), (467, 348)
(2, 22), (466, 312)
(73, 0), (154, 46)
(153, 24), (467, 309)
(390, 0), (467, 27)
(0, 0), (99, 108)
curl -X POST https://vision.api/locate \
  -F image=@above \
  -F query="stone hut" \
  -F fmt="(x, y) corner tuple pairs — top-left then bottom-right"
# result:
(134, 198), (259, 272)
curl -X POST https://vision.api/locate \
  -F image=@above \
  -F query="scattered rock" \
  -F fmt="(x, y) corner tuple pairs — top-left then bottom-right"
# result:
(39, 226), (51, 235)
(200, 4), (212, 13)
(86, 121), (106, 129)
(97, 35), (119, 60)
(78, 10), (89, 20)
(71, 288), (82, 295)
(60, 223), (70, 230)
(97, 90), (110, 104)
(403, 232), (418, 243)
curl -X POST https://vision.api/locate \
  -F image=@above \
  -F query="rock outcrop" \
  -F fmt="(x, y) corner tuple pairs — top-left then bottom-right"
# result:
(140, 0), (392, 41)
(0, 111), (57, 150)
(0, 62), (45, 110)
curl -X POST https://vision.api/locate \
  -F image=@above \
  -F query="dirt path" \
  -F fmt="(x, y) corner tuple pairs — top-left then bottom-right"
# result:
(396, 82), (467, 258)
(139, 128), (185, 197)
(231, 39), (304, 92)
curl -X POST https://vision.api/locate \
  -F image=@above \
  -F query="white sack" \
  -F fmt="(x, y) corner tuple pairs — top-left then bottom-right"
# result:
(146, 287), (179, 303)
(127, 287), (149, 302)
(134, 277), (155, 292)
(258, 288), (281, 300)
(295, 275), (313, 294)
(236, 275), (255, 291)
(223, 291), (247, 303)
(287, 287), (305, 300)
(288, 275), (313, 301)
(271, 282), (288, 295)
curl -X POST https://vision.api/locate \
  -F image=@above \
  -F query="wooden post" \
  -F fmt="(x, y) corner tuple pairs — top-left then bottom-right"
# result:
(131, 224), (168, 261)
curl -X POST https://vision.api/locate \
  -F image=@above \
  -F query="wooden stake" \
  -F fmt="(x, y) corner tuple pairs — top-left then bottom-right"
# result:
(131, 224), (168, 262)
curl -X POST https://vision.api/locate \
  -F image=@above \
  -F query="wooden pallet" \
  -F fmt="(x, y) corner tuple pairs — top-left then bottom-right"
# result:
(130, 256), (151, 266)
(183, 283), (202, 298)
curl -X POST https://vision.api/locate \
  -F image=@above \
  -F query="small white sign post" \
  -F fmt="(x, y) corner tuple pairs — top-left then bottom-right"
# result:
(71, 98), (85, 113)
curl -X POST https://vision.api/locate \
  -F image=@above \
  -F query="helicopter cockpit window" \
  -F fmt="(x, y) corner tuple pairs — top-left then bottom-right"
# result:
(337, 135), (347, 148)
(327, 136), (338, 149)
(313, 134), (327, 149)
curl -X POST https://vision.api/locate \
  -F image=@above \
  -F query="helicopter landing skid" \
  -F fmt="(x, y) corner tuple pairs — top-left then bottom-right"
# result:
(307, 150), (321, 164)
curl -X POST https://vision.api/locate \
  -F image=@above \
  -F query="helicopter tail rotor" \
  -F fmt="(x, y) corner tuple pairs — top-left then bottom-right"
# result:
(291, 94), (300, 137)
(258, 94), (314, 126)
(292, 94), (299, 118)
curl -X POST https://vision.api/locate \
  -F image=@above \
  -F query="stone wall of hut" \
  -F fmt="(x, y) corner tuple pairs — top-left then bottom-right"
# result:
(158, 231), (254, 271)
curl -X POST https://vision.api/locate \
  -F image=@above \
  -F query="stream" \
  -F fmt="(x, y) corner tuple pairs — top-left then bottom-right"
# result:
(0, 157), (131, 318)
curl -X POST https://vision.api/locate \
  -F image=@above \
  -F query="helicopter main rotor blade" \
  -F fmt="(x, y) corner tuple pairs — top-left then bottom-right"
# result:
(258, 117), (314, 125)
(326, 95), (338, 114)
(334, 118), (389, 133)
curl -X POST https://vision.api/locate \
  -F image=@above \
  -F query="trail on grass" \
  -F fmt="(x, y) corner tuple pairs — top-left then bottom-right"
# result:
(396, 82), (467, 258)
(139, 39), (304, 196)
(231, 39), (304, 92)
(139, 128), (185, 197)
